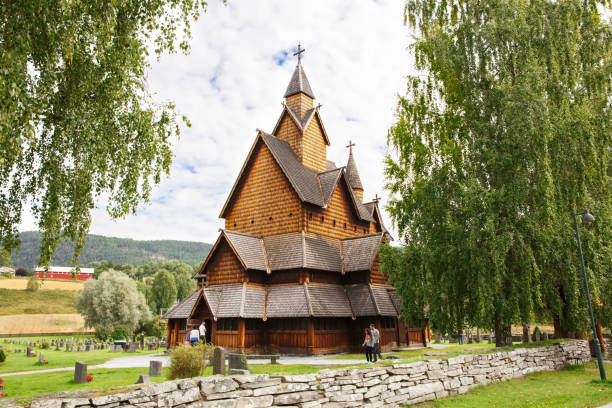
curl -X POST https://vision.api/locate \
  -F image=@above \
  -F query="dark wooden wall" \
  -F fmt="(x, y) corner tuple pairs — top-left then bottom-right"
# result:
(205, 239), (245, 285)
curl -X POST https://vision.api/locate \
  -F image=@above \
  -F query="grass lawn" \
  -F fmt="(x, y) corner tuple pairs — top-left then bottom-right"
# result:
(0, 348), (163, 374)
(0, 289), (78, 315)
(328, 340), (564, 365)
(414, 362), (612, 408)
(1, 367), (170, 403)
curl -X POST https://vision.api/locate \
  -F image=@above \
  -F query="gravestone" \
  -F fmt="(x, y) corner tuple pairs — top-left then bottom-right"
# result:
(74, 361), (87, 383)
(535, 330), (541, 342)
(85, 345), (92, 351)
(212, 347), (226, 376)
(135, 375), (151, 384)
(26, 347), (33, 357)
(523, 325), (531, 343)
(39, 352), (44, 364)
(65, 344), (70, 352)
(129, 343), (138, 353)
(228, 353), (248, 371)
(149, 360), (163, 377)
(55, 343), (60, 351)
(70, 346), (74, 352)
(544, 332), (549, 341)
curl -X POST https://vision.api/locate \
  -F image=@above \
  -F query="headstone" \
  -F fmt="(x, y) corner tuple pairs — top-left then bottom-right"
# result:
(85, 345), (92, 351)
(212, 347), (226, 376)
(65, 344), (70, 352)
(55, 343), (60, 351)
(135, 375), (151, 384)
(228, 353), (248, 371)
(74, 361), (87, 383)
(535, 330), (541, 342)
(70, 346), (74, 352)
(39, 352), (44, 364)
(149, 360), (163, 377)
(522, 325), (531, 343)
(26, 347), (33, 357)
(544, 332), (549, 341)
(129, 343), (138, 353)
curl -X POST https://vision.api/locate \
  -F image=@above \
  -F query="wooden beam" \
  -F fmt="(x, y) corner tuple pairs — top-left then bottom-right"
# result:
(238, 319), (246, 352)
(307, 319), (314, 355)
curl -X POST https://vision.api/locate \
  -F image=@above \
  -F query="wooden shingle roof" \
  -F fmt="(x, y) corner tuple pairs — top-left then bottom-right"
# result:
(284, 62), (315, 99)
(163, 289), (202, 319)
(342, 234), (384, 272)
(170, 282), (400, 320)
(219, 132), (374, 223)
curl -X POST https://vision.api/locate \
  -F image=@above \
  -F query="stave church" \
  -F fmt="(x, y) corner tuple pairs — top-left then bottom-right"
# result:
(164, 46), (424, 354)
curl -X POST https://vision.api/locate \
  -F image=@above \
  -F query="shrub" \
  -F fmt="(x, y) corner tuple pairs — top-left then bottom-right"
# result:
(26, 277), (40, 292)
(168, 343), (215, 380)
(532, 326), (542, 342)
(15, 268), (31, 277)
(40, 341), (50, 349)
(0, 349), (6, 362)
(111, 325), (130, 341)
(0, 272), (12, 279)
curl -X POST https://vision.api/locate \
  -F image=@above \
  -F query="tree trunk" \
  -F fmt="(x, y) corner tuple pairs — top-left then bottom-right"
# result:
(494, 316), (512, 347)
(596, 318), (605, 355)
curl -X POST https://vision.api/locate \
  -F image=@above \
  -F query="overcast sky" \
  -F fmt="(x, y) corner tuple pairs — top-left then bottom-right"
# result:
(22, 0), (416, 244)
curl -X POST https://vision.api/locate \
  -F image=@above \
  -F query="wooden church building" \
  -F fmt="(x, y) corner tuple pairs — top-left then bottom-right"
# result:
(164, 47), (414, 354)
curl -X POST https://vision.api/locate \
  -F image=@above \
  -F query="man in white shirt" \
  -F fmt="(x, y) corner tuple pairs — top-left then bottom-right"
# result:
(369, 323), (382, 362)
(199, 322), (207, 343)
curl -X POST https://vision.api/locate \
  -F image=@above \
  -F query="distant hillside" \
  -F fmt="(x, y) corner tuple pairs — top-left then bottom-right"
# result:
(12, 231), (212, 270)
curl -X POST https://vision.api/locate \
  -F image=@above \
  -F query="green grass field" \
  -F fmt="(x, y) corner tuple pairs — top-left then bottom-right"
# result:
(0, 348), (162, 375)
(414, 362), (612, 408)
(0, 288), (78, 315)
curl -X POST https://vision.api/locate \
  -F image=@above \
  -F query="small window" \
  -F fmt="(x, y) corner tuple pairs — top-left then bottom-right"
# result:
(251, 219), (254, 224)
(308, 213), (313, 221)
(320, 216), (324, 223)
(289, 212), (293, 217)
(269, 216), (273, 221)
(354, 226), (357, 232)
(233, 223), (237, 227)
(333, 220), (336, 227)
(344, 223), (347, 229)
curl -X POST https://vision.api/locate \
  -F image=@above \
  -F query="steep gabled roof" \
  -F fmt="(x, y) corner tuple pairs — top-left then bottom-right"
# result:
(342, 234), (384, 272)
(284, 62), (315, 99)
(219, 131), (375, 223)
(345, 146), (363, 190)
(271, 105), (330, 146)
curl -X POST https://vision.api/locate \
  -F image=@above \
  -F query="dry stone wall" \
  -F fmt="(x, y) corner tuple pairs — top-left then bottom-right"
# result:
(11, 340), (589, 408)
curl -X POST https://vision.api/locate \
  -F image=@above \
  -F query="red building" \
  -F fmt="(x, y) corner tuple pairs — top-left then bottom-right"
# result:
(34, 266), (94, 281)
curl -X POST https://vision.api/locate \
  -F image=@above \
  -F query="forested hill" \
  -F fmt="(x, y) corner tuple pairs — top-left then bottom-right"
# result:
(12, 231), (212, 270)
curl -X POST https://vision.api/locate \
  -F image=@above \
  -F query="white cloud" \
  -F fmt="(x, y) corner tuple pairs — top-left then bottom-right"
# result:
(20, 0), (416, 243)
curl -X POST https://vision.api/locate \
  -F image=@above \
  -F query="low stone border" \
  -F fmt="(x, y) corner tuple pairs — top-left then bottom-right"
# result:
(3, 340), (590, 408)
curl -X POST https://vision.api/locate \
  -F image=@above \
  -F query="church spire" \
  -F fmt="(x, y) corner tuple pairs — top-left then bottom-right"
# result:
(284, 44), (315, 100)
(345, 141), (364, 201)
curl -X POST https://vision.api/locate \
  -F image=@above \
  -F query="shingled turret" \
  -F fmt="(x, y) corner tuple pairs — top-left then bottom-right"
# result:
(345, 142), (364, 201)
(284, 44), (314, 119)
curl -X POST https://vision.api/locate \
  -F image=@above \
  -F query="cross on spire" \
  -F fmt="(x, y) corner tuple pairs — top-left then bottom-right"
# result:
(373, 194), (380, 203)
(294, 43), (305, 63)
(346, 140), (356, 150)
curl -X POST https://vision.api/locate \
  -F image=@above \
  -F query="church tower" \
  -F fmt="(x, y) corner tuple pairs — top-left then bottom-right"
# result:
(274, 44), (329, 173)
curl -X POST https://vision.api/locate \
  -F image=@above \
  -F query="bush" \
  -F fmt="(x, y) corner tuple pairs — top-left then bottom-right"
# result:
(110, 325), (130, 341)
(40, 340), (50, 349)
(0, 349), (6, 362)
(0, 272), (12, 279)
(26, 277), (40, 292)
(168, 343), (215, 380)
(15, 268), (31, 277)
(532, 326), (542, 342)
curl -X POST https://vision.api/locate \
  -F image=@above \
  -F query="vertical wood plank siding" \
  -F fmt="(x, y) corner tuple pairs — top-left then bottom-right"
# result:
(286, 93), (314, 119)
(268, 330), (308, 353)
(205, 240), (245, 285)
(225, 141), (303, 236)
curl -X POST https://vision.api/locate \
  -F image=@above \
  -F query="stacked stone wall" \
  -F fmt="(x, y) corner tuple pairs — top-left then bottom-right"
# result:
(13, 340), (589, 408)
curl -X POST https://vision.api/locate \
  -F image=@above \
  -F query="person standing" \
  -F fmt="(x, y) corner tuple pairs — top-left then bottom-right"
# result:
(362, 328), (373, 363)
(458, 329), (464, 345)
(189, 325), (199, 346)
(199, 322), (207, 343)
(369, 323), (382, 362)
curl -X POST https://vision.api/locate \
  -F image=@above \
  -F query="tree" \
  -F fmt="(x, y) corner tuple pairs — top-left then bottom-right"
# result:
(75, 270), (151, 335)
(136, 259), (196, 300)
(149, 269), (177, 314)
(174, 268), (197, 300)
(0, 248), (11, 267)
(0, 0), (208, 267)
(385, 0), (610, 346)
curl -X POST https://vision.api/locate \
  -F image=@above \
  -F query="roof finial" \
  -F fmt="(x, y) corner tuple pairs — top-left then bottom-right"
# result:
(294, 43), (305, 64)
(374, 194), (380, 203)
(346, 140), (356, 150)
